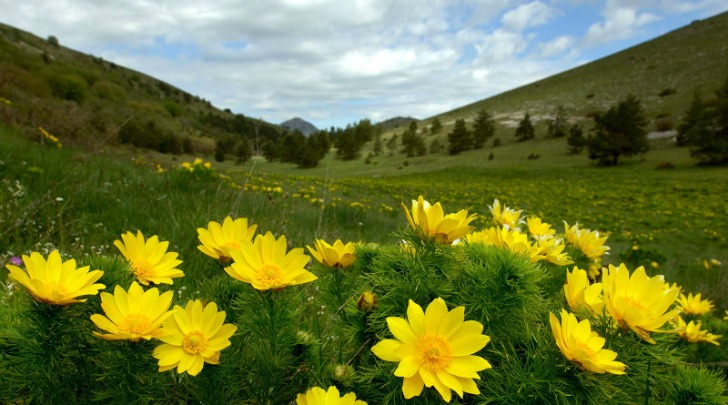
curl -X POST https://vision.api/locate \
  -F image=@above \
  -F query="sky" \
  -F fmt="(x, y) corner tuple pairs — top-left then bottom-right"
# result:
(2, 1), (727, 129)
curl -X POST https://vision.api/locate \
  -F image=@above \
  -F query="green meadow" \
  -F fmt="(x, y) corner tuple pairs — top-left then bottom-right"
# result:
(2, 116), (728, 403)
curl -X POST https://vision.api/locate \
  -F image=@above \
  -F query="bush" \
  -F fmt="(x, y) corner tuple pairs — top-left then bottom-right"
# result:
(655, 116), (675, 131)
(46, 73), (87, 103)
(46, 35), (59, 47)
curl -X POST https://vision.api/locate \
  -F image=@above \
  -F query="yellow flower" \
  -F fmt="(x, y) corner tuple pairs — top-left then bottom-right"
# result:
(371, 298), (491, 403)
(153, 299), (237, 376)
(91, 282), (174, 341)
(488, 199), (522, 229)
(549, 309), (626, 374)
(563, 222), (610, 260)
(5, 250), (104, 305)
(403, 196), (476, 244)
(296, 386), (367, 405)
(676, 292), (714, 315)
(197, 217), (258, 263)
(526, 216), (555, 237)
(723, 310), (728, 321)
(674, 316), (721, 345)
(356, 291), (378, 312)
(602, 264), (680, 343)
(226, 232), (317, 290)
(465, 227), (533, 258)
(563, 267), (604, 316)
(307, 239), (357, 268)
(533, 236), (573, 266)
(114, 230), (184, 285)
(587, 262), (603, 280)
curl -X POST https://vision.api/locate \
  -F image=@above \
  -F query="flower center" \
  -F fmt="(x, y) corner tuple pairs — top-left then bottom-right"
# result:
(222, 241), (241, 250)
(259, 263), (283, 288)
(119, 313), (152, 339)
(623, 294), (645, 310)
(182, 331), (208, 355)
(132, 260), (155, 280)
(417, 335), (452, 371)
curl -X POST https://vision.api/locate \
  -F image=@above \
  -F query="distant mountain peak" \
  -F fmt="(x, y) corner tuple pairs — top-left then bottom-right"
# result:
(280, 117), (318, 136)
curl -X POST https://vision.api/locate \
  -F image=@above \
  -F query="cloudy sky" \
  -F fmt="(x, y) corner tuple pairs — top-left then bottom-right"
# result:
(2, 1), (726, 129)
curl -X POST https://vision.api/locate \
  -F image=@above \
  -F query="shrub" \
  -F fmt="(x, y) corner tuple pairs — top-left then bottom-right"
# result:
(659, 88), (677, 97)
(655, 116), (675, 132)
(46, 73), (87, 103)
(46, 35), (59, 47)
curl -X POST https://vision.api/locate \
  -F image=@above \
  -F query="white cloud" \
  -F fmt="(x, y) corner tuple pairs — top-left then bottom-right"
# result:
(501, 1), (558, 32)
(0, 0), (725, 127)
(540, 35), (575, 56)
(582, 2), (660, 47)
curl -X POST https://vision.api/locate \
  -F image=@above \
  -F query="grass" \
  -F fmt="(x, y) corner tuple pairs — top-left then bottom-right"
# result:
(1, 123), (727, 403)
(2, 124), (726, 307)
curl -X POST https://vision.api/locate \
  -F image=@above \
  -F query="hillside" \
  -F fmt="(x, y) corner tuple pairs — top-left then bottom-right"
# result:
(281, 117), (318, 135)
(0, 22), (280, 156)
(422, 11), (728, 134)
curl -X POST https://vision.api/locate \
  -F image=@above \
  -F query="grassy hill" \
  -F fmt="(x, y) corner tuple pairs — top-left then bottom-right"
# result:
(0, 22), (279, 155)
(396, 11), (728, 149)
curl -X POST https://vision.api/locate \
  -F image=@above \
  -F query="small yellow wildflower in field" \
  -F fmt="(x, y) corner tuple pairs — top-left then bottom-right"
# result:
(488, 199), (522, 229)
(676, 292), (714, 316)
(703, 258), (722, 269)
(724, 310), (728, 321)
(153, 299), (237, 376)
(197, 216), (258, 263)
(563, 267), (604, 317)
(549, 309), (626, 374)
(356, 291), (378, 312)
(6, 250), (104, 305)
(673, 316), (721, 345)
(114, 231), (184, 285)
(226, 232), (316, 290)
(38, 126), (62, 148)
(296, 386), (366, 405)
(91, 282), (174, 341)
(307, 239), (357, 268)
(371, 298), (491, 403)
(403, 196), (476, 244)
(602, 264), (680, 343)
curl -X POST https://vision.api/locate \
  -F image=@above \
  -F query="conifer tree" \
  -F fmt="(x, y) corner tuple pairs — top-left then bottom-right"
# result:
(430, 118), (443, 134)
(472, 109), (495, 148)
(566, 124), (585, 154)
(447, 118), (472, 155)
(515, 112), (535, 141)
(682, 76), (728, 165)
(546, 105), (569, 138)
(586, 95), (648, 166)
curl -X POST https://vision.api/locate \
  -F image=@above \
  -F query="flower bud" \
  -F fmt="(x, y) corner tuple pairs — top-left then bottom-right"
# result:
(356, 291), (377, 312)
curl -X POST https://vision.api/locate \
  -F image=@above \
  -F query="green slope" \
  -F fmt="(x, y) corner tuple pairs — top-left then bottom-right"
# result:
(428, 11), (728, 132)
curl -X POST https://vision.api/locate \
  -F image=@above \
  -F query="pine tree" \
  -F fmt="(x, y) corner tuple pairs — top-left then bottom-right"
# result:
(684, 76), (728, 165)
(430, 118), (443, 134)
(566, 124), (585, 154)
(546, 105), (569, 138)
(586, 95), (648, 166)
(515, 113), (535, 142)
(472, 109), (495, 148)
(447, 118), (472, 155)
